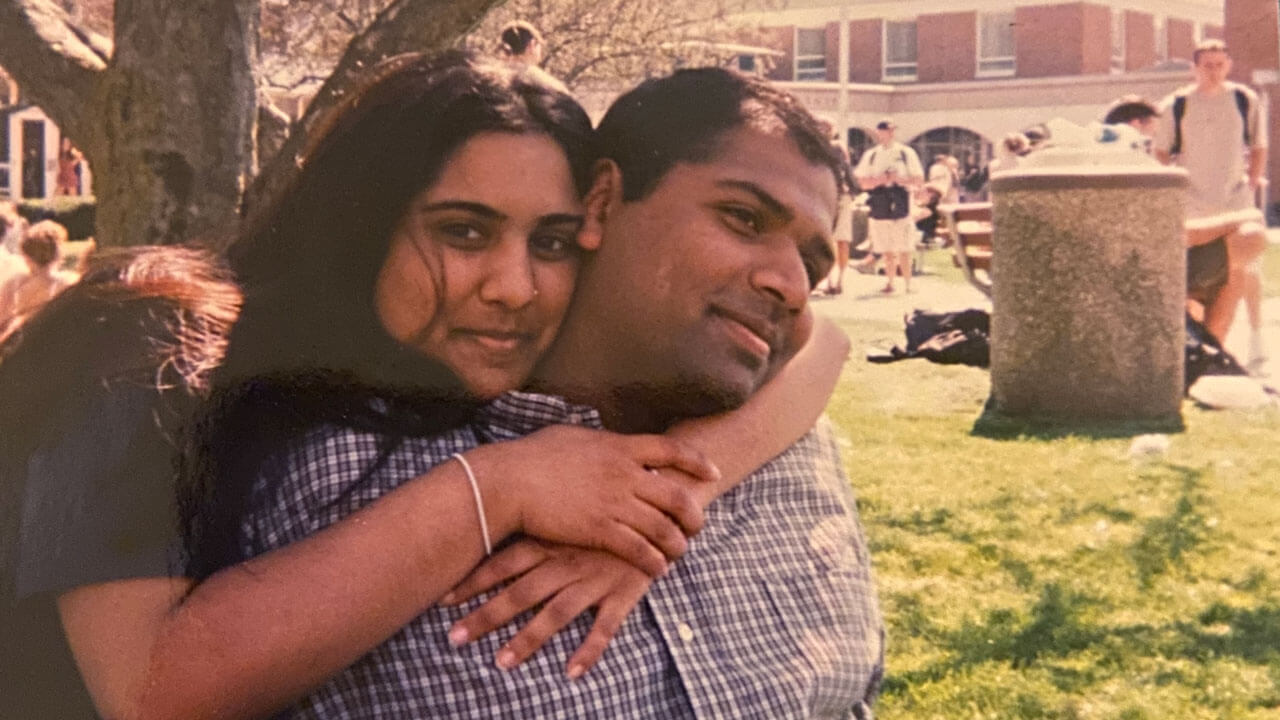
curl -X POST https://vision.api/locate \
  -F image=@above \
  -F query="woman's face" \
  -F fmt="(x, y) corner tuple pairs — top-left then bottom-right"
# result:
(374, 132), (583, 399)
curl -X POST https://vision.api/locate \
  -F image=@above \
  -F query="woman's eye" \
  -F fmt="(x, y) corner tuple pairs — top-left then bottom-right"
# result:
(438, 223), (487, 248)
(530, 233), (577, 261)
(719, 205), (761, 234)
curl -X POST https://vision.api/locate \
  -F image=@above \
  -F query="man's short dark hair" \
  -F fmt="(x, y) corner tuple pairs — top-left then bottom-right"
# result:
(595, 67), (850, 201)
(1103, 95), (1160, 125)
(1193, 38), (1229, 63)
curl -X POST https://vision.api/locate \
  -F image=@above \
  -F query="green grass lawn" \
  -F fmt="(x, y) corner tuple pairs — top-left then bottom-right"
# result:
(829, 245), (1280, 719)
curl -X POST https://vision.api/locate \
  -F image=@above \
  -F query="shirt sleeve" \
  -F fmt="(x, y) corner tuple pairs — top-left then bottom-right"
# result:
(1247, 90), (1267, 150)
(13, 383), (186, 600)
(853, 148), (875, 179)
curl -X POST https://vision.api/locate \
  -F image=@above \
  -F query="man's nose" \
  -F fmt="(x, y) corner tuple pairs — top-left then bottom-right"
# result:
(479, 237), (538, 309)
(749, 237), (810, 313)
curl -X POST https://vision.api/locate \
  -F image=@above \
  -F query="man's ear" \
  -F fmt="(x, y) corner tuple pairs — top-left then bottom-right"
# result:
(577, 159), (622, 252)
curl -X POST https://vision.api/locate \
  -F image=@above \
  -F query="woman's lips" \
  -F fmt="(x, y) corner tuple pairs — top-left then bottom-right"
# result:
(457, 329), (532, 355)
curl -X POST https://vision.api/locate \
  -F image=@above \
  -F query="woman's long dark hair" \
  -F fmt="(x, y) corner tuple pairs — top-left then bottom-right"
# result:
(184, 51), (596, 578)
(0, 247), (241, 596)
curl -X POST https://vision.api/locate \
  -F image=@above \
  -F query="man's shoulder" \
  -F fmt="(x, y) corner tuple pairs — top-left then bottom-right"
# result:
(1159, 83), (1198, 110)
(1225, 81), (1260, 104)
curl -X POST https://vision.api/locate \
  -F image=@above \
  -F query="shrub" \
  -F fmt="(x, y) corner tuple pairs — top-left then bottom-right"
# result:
(15, 196), (96, 241)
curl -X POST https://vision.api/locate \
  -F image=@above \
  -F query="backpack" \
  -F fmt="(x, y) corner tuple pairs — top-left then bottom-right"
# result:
(865, 147), (912, 220)
(1170, 87), (1252, 155)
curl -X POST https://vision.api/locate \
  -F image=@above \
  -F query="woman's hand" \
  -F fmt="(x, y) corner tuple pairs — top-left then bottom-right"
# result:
(440, 538), (651, 678)
(467, 426), (718, 578)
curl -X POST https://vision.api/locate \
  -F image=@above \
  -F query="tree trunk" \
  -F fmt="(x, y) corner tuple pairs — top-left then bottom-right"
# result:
(88, 0), (260, 248)
(2, 0), (505, 250)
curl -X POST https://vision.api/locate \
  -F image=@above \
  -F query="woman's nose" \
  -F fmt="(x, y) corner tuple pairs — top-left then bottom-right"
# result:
(478, 236), (538, 309)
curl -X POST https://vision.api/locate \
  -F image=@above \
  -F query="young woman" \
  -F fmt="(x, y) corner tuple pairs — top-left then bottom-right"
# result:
(1, 52), (848, 719)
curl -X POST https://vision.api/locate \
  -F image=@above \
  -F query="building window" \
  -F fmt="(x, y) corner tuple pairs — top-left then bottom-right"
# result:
(0, 119), (8, 193)
(883, 20), (918, 82)
(737, 54), (757, 74)
(1111, 10), (1125, 72)
(795, 28), (826, 81)
(976, 11), (1016, 77)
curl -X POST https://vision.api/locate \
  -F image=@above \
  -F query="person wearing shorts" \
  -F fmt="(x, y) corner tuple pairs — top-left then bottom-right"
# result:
(855, 119), (923, 293)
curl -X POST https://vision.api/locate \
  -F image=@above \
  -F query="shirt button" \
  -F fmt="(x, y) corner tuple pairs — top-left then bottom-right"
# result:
(677, 622), (695, 644)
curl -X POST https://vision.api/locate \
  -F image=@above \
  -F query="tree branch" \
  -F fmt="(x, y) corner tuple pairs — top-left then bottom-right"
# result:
(242, 0), (507, 237)
(0, 0), (109, 140)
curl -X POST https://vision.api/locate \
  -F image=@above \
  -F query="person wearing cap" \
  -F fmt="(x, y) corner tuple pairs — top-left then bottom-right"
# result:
(854, 119), (924, 293)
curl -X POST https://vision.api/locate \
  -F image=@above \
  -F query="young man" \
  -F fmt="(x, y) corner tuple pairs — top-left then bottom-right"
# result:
(1102, 95), (1160, 140)
(1154, 39), (1269, 370)
(245, 68), (883, 718)
(855, 118), (924, 293)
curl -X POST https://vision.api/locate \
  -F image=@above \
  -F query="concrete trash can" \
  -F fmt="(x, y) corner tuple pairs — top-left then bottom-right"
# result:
(988, 147), (1188, 424)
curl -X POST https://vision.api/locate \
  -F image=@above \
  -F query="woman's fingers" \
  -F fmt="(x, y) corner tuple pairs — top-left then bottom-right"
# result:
(617, 499), (689, 561)
(447, 557), (577, 647)
(564, 579), (649, 678)
(596, 523), (667, 578)
(629, 436), (720, 484)
(494, 580), (598, 670)
(632, 477), (704, 537)
(440, 540), (547, 606)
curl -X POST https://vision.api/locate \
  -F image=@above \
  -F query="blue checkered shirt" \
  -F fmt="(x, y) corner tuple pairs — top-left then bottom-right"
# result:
(241, 391), (884, 719)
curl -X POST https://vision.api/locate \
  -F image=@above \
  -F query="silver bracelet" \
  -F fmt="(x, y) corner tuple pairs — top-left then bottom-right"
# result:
(451, 453), (492, 556)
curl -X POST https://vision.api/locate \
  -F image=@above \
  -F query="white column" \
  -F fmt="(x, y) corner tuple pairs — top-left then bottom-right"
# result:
(836, 4), (850, 143)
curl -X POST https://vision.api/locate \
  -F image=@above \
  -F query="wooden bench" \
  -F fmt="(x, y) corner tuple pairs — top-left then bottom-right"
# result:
(938, 202), (993, 298)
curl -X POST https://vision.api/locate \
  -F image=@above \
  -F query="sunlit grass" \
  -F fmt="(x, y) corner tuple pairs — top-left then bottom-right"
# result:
(827, 244), (1280, 718)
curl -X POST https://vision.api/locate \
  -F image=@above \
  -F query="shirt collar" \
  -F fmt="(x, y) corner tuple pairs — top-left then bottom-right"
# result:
(476, 390), (604, 442)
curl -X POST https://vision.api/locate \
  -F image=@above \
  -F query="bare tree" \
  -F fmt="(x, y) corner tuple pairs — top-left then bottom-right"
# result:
(0, 0), (504, 248)
(1, 0), (770, 248)
(468, 0), (771, 92)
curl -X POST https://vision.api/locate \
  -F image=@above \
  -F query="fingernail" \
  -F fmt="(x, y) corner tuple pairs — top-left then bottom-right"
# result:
(567, 663), (585, 680)
(440, 591), (456, 604)
(496, 650), (516, 670)
(448, 626), (468, 647)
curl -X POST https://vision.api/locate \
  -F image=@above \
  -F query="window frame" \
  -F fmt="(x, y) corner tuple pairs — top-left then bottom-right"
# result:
(794, 27), (827, 81)
(975, 11), (1016, 78)
(881, 18), (918, 83)
(1111, 9), (1126, 73)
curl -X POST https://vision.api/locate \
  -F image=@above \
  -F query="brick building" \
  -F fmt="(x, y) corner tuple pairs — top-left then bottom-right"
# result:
(737, 0), (1277, 218)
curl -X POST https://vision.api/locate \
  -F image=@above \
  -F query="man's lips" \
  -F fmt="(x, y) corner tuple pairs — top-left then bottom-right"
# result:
(709, 306), (776, 361)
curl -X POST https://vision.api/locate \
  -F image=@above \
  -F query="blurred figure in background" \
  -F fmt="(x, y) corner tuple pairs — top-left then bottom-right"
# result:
(0, 220), (79, 336)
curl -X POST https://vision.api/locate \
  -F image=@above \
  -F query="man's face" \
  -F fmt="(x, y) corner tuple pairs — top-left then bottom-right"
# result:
(1194, 50), (1232, 87)
(580, 127), (838, 419)
(875, 126), (895, 145)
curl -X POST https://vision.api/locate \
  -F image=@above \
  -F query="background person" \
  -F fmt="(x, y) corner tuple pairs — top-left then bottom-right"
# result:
(0, 220), (78, 334)
(855, 118), (924, 293)
(1154, 39), (1269, 371)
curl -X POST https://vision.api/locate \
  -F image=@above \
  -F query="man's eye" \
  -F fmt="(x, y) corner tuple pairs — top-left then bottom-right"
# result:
(719, 205), (762, 234)
(530, 233), (577, 261)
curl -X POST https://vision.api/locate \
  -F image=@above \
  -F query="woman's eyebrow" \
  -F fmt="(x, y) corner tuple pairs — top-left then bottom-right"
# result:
(417, 200), (503, 219)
